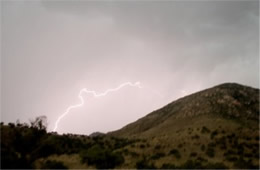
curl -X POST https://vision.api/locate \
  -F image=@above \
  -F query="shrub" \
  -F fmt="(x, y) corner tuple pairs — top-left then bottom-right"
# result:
(191, 135), (200, 139)
(178, 143), (183, 148)
(201, 126), (210, 134)
(216, 137), (227, 150)
(180, 160), (203, 169)
(220, 145), (227, 150)
(150, 152), (165, 160)
(31, 143), (57, 159)
(40, 160), (67, 169)
(122, 148), (129, 155)
(206, 147), (215, 158)
(201, 144), (205, 151)
(160, 163), (176, 169)
(196, 156), (207, 162)
(245, 137), (251, 141)
(233, 157), (258, 169)
(140, 144), (145, 148)
(1, 148), (31, 169)
(244, 153), (253, 158)
(237, 144), (244, 154)
(129, 151), (139, 157)
(8, 123), (15, 128)
(136, 157), (156, 169)
(154, 144), (161, 150)
(80, 145), (124, 169)
(207, 142), (216, 148)
(205, 162), (228, 169)
(226, 156), (238, 162)
(169, 149), (181, 159)
(210, 130), (218, 139)
(190, 152), (197, 157)
(224, 149), (236, 156)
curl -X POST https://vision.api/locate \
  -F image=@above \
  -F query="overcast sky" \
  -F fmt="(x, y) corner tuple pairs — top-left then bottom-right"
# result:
(1, 0), (259, 135)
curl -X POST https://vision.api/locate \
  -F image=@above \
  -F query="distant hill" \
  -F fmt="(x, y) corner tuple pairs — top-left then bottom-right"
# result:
(89, 132), (105, 137)
(1, 83), (259, 169)
(109, 83), (259, 138)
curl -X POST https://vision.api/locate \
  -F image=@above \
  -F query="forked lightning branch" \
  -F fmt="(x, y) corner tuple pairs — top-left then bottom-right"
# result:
(53, 82), (142, 132)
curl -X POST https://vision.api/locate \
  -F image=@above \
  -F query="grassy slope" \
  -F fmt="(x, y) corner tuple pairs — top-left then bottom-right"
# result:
(105, 83), (260, 168)
(35, 114), (259, 169)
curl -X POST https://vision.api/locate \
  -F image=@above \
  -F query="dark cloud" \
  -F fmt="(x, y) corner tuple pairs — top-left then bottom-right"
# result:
(1, 0), (259, 134)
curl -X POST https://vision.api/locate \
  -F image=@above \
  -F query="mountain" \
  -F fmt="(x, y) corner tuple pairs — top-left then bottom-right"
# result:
(105, 83), (259, 169)
(1, 83), (259, 169)
(109, 83), (259, 138)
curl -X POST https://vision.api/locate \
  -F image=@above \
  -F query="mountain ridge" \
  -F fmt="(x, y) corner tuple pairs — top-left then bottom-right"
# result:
(108, 82), (259, 138)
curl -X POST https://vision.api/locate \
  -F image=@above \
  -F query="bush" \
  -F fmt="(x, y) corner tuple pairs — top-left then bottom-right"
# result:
(201, 126), (210, 134)
(206, 147), (215, 158)
(8, 123), (15, 128)
(80, 145), (124, 169)
(179, 160), (203, 169)
(136, 157), (156, 169)
(196, 156), (207, 162)
(129, 151), (139, 157)
(169, 149), (181, 159)
(191, 135), (200, 139)
(205, 162), (228, 169)
(225, 156), (238, 162)
(201, 144), (205, 151)
(1, 148), (31, 169)
(210, 130), (218, 139)
(208, 142), (216, 148)
(190, 152), (197, 157)
(150, 152), (165, 160)
(179, 160), (227, 169)
(178, 143), (183, 148)
(224, 149), (236, 156)
(233, 157), (258, 169)
(31, 143), (56, 159)
(154, 144), (161, 150)
(140, 144), (145, 148)
(40, 160), (67, 169)
(160, 163), (176, 169)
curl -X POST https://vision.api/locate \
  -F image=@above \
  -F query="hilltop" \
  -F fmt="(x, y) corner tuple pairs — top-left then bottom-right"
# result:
(109, 83), (259, 138)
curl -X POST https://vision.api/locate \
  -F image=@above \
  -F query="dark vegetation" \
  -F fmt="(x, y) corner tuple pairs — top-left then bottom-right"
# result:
(0, 117), (131, 169)
(80, 144), (124, 169)
(1, 118), (259, 169)
(40, 160), (68, 169)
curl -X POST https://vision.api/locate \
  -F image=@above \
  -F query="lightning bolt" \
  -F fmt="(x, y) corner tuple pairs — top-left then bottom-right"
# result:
(53, 81), (142, 132)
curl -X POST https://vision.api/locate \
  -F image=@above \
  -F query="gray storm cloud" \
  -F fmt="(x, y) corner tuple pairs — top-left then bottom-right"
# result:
(1, 0), (259, 135)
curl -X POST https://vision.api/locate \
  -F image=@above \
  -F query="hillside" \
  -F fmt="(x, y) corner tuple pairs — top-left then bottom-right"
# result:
(1, 83), (259, 169)
(109, 83), (259, 138)
(106, 83), (259, 168)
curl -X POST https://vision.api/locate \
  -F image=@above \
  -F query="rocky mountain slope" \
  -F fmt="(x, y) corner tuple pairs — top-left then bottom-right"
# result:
(109, 83), (259, 138)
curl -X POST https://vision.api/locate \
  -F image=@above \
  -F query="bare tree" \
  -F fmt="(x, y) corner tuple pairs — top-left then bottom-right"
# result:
(30, 116), (48, 130)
